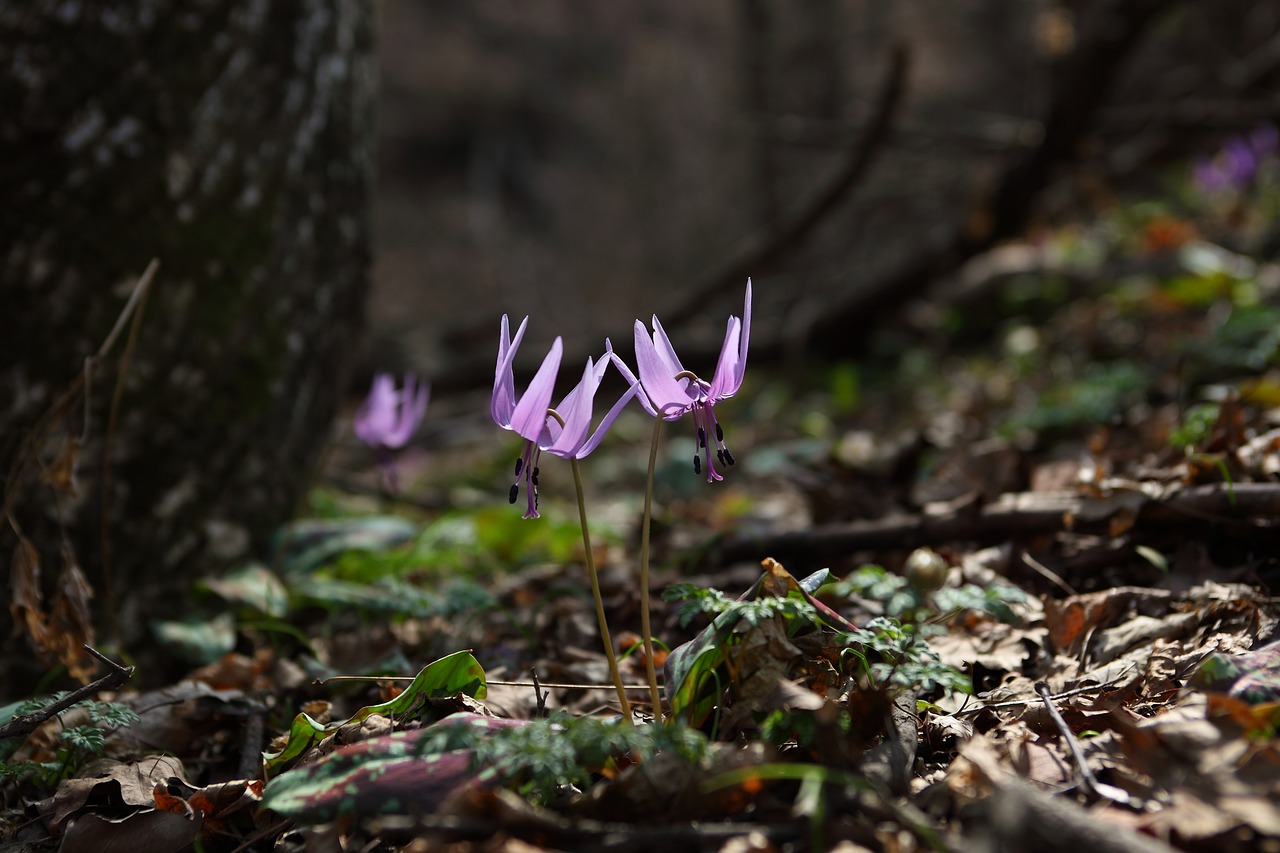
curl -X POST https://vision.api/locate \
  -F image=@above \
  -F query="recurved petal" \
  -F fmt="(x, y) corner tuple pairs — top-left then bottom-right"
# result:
(634, 319), (693, 419)
(491, 315), (529, 427)
(606, 338), (657, 417)
(381, 375), (430, 448)
(708, 317), (742, 400)
(649, 315), (687, 377)
(509, 337), (563, 441)
(543, 358), (598, 457)
(577, 381), (639, 458)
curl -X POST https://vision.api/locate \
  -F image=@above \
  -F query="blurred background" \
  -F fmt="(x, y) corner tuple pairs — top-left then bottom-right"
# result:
(3, 0), (1280, 687)
(366, 0), (1278, 381)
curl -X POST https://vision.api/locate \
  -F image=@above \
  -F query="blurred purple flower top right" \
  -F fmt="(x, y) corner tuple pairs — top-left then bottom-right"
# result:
(1193, 126), (1278, 194)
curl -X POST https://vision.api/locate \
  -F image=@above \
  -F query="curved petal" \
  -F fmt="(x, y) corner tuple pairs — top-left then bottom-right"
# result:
(634, 320), (693, 419)
(544, 358), (598, 457)
(490, 315), (528, 427)
(354, 373), (396, 444)
(509, 337), (563, 441)
(649, 315), (689, 382)
(708, 317), (742, 400)
(737, 278), (752, 388)
(382, 374), (429, 448)
(577, 381), (639, 458)
(606, 337), (657, 417)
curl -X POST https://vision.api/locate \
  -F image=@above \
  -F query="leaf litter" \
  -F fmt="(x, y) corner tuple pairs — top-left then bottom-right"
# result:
(9, 162), (1280, 853)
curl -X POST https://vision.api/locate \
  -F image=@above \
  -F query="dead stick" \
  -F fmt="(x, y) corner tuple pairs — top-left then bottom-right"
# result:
(0, 645), (134, 741)
(711, 481), (1280, 566)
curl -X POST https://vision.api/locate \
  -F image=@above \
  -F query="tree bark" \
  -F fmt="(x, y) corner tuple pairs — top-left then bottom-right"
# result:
(0, 0), (375, 689)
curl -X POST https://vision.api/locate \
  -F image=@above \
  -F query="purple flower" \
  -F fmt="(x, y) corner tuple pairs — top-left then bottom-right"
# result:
(619, 279), (751, 482)
(492, 316), (638, 518)
(1193, 125), (1278, 194)
(355, 373), (429, 449)
(354, 373), (429, 492)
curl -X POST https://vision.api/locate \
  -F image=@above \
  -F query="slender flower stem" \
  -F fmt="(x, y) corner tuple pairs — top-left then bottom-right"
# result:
(570, 457), (632, 723)
(638, 416), (664, 718)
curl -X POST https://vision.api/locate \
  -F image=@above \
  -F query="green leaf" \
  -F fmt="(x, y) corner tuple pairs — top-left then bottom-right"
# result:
(263, 650), (488, 777)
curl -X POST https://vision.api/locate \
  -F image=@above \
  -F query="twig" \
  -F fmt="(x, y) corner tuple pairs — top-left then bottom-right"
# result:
(0, 644), (134, 741)
(711, 481), (1280, 566)
(100, 259), (156, 646)
(1035, 680), (1139, 807)
(806, 0), (1179, 356)
(666, 45), (910, 324)
(530, 667), (546, 719)
(316, 675), (658, 691)
(3, 260), (160, 524)
(955, 673), (1129, 717)
(1035, 679), (1102, 795)
(1020, 550), (1078, 596)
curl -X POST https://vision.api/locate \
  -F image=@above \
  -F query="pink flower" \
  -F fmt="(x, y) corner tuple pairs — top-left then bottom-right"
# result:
(492, 316), (637, 517)
(616, 279), (751, 482)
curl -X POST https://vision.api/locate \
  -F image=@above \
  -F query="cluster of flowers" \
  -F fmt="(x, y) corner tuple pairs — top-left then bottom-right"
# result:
(1193, 125), (1278, 195)
(354, 280), (752, 508)
(494, 280), (752, 517)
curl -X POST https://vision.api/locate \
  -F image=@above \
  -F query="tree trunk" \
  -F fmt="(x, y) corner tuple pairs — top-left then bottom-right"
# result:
(0, 0), (375, 690)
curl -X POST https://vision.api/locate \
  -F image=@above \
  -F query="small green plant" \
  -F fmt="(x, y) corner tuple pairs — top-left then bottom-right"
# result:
(415, 714), (709, 805)
(664, 581), (818, 630)
(0, 696), (140, 789)
(834, 563), (1026, 627)
(839, 616), (971, 695)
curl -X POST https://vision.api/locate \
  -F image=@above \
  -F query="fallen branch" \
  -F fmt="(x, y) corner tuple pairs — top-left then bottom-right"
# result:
(0, 645), (134, 742)
(710, 481), (1280, 567)
(665, 45), (910, 324)
(806, 0), (1180, 356)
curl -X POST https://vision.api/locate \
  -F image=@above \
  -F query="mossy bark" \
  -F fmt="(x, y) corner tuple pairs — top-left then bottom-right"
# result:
(0, 1), (374, 687)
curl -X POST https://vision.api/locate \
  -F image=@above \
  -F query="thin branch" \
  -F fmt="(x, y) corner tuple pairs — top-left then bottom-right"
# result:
(805, 0), (1180, 357)
(0, 644), (134, 741)
(710, 481), (1280, 567)
(665, 44), (910, 323)
(3, 260), (160, 525)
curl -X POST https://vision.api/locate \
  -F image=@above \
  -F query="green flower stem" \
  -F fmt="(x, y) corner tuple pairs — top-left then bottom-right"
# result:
(570, 457), (632, 723)
(639, 415), (664, 718)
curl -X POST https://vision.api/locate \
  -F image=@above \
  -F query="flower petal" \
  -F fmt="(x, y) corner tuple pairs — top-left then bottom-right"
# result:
(634, 319), (693, 419)
(491, 315), (528, 427)
(708, 317), (742, 400)
(544, 358), (599, 457)
(649, 315), (687, 377)
(509, 336), (563, 441)
(577, 380), (638, 458)
(381, 374), (429, 448)
(606, 337), (657, 417)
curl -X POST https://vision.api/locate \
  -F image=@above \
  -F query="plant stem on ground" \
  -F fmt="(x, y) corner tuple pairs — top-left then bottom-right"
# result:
(570, 457), (632, 723)
(638, 416), (664, 718)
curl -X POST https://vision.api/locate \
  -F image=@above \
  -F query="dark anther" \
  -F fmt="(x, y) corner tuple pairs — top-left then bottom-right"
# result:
(514, 457), (524, 477)
(693, 455), (702, 475)
(724, 448), (736, 466)
(715, 423), (724, 442)
(508, 485), (519, 504)
(698, 427), (707, 448)
(717, 449), (725, 466)
(532, 467), (540, 486)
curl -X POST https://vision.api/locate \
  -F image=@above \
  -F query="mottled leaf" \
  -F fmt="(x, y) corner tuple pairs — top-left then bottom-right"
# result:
(263, 650), (488, 776)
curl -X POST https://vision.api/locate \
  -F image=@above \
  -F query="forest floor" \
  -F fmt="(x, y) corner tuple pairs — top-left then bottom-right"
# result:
(5, 144), (1280, 852)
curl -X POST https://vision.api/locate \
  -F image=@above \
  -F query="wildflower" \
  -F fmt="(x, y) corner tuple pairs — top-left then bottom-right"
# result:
(622, 279), (751, 482)
(354, 373), (430, 492)
(492, 316), (637, 518)
(1193, 125), (1278, 194)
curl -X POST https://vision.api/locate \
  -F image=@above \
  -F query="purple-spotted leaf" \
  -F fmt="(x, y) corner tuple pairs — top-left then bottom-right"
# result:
(262, 715), (527, 822)
(263, 650), (488, 777)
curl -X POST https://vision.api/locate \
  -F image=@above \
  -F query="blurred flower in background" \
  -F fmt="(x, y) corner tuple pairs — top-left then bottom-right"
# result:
(1193, 126), (1278, 194)
(354, 373), (429, 492)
